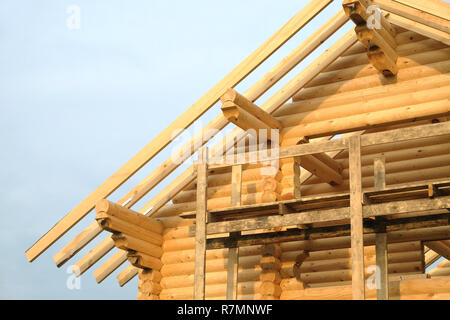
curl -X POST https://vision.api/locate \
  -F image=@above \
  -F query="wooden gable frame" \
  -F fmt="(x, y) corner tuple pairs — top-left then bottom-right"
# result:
(26, 0), (450, 294)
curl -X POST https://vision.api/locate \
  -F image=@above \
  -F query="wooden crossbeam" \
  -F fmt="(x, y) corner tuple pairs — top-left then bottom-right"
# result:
(221, 89), (282, 132)
(206, 196), (450, 235)
(207, 220), (450, 250)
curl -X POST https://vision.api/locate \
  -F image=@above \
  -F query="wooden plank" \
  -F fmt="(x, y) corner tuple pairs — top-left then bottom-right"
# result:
(210, 122), (450, 168)
(194, 148), (208, 300)
(376, 232), (389, 300)
(364, 196), (450, 218)
(117, 265), (139, 287)
(373, 0), (450, 33)
(208, 220), (450, 250)
(393, 0), (450, 21)
(25, 0), (332, 263)
(385, 12), (450, 45)
(349, 135), (365, 300)
(226, 246), (239, 300)
(206, 196), (450, 235)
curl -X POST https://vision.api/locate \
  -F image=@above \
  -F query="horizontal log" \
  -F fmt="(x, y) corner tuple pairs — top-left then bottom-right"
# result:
(161, 255), (261, 277)
(282, 249), (421, 266)
(295, 59), (450, 101)
(280, 277), (450, 300)
(95, 199), (163, 234)
(221, 102), (276, 139)
(161, 245), (262, 264)
(279, 85), (450, 128)
(160, 281), (262, 300)
(206, 197), (450, 235)
(281, 259), (422, 280)
(111, 233), (162, 258)
(127, 251), (162, 271)
(303, 153), (450, 186)
(160, 269), (260, 290)
(322, 38), (447, 74)
(96, 214), (163, 246)
(301, 165), (450, 196)
(282, 98), (450, 140)
(220, 88), (282, 130)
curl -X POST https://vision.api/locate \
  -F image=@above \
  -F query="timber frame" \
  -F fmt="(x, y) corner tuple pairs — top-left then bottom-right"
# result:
(26, 0), (450, 300)
(186, 121), (450, 300)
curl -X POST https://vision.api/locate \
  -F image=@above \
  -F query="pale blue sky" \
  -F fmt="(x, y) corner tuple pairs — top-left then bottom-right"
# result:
(1, 0), (440, 300)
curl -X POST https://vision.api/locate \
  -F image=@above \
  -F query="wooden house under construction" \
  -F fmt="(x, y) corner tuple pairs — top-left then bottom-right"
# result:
(26, 0), (450, 300)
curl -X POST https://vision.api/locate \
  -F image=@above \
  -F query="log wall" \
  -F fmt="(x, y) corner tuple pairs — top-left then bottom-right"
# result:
(143, 28), (450, 300)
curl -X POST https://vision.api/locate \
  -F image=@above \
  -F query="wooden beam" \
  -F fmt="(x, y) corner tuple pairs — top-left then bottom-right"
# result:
(221, 89), (282, 130)
(425, 241), (450, 261)
(376, 232), (389, 300)
(194, 148), (208, 300)
(373, 0), (450, 33)
(127, 251), (162, 271)
(349, 135), (365, 300)
(393, 0), (450, 21)
(207, 222), (450, 250)
(385, 12), (450, 45)
(424, 247), (442, 268)
(117, 265), (139, 287)
(226, 246), (239, 300)
(211, 122), (450, 169)
(300, 154), (343, 185)
(206, 196), (450, 235)
(25, 0), (333, 263)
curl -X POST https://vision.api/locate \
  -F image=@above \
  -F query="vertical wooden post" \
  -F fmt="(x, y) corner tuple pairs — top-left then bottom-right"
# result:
(194, 147), (208, 300)
(227, 245), (239, 300)
(376, 232), (389, 300)
(349, 136), (365, 300)
(227, 164), (242, 300)
(374, 155), (389, 300)
(293, 156), (302, 200)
